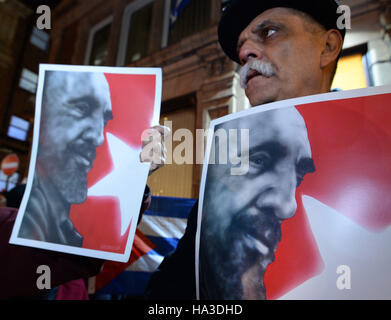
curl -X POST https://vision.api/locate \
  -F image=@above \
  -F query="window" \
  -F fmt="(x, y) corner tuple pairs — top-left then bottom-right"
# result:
(117, 0), (155, 66)
(221, 0), (230, 11)
(7, 116), (30, 142)
(85, 17), (112, 66)
(30, 27), (50, 51)
(117, 0), (212, 65)
(167, 0), (211, 46)
(332, 49), (369, 91)
(19, 69), (38, 94)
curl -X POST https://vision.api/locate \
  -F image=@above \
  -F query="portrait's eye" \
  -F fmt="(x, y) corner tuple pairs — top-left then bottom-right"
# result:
(74, 102), (90, 114)
(249, 151), (272, 173)
(68, 101), (90, 117)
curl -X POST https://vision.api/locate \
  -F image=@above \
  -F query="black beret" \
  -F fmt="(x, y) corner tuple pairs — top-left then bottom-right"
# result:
(218, 0), (346, 63)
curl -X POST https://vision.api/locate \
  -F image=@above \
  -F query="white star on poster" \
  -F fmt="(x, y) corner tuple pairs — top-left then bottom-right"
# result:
(280, 195), (391, 299)
(88, 133), (150, 236)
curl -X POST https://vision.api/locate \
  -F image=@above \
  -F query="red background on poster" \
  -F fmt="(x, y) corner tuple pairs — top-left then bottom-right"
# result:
(265, 93), (391, 299)
(69, 73), (156, 253)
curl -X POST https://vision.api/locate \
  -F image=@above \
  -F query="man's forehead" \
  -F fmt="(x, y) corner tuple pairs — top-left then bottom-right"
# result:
(232, 107), (311, 157)
(252, 7), (301, 23)
(240, 7), (305, 37)
(53, 71), (111, 107)
(236, 107), (304, 127)
(62, 72), (108, 90)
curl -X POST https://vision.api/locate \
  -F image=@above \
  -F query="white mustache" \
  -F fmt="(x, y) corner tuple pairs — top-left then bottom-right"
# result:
(240, 59), (276, 89)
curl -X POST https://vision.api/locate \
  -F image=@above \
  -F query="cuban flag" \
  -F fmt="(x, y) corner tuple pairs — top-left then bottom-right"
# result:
(90, 196), (196, 297)
(170, 0), (191, 27)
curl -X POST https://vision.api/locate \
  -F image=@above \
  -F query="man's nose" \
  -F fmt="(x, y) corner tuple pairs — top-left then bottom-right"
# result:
(83, 121), (105, 147)
(255, 173), (298, 221)
(238, 39), (263, 65)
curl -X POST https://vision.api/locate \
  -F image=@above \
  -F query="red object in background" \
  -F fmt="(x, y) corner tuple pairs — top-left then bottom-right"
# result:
(264, 93), (391, 299)
(94, 229), (156, 292)
(1, 154), (19, 177)
(69, 73), (156, 253)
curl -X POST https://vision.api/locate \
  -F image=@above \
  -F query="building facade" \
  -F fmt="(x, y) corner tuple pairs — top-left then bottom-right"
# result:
(46, 0), (248, 198)
(1, 0), (390, 197)
(0, 0), (52, 191)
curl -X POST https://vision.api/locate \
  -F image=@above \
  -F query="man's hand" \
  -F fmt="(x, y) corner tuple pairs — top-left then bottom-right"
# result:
(140, 125), (170, 176)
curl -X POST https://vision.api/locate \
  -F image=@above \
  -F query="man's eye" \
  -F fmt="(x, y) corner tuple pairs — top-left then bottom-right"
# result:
(267, 29), (276, 37)
(249, 151), (272, 172)
(75, 102), (90, 113)
(68, 102), (90, 117)
(262, 28), (277, 40)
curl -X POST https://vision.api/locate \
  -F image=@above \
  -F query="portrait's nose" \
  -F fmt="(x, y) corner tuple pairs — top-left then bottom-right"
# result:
(84, 121), (105, 147)
(255, 170), (298, 221)
(238, 39), (263, 65)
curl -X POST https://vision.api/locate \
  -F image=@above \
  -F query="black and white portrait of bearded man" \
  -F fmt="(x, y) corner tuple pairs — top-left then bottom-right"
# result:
(19, 71), (113, 246)
(200, 106), (316, 300)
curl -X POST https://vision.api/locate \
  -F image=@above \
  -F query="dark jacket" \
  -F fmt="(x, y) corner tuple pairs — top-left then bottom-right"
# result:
(145, 201), (198, 300)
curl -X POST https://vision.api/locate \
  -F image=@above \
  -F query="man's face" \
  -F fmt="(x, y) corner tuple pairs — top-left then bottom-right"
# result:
(201, 107), (315, 299)
(38, 71), (113, 204)
(237, 7), (326, 106)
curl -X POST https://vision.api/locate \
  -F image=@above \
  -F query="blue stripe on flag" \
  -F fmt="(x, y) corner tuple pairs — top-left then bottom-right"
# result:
(170, 0), (191, 25)
(96, 196), (196, 297)
(144, 196), (196, 219)
(146, 236), (179, 257)
(96, 271), (152, 296)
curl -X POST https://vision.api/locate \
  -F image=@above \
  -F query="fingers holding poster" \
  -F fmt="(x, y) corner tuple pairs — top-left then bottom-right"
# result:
(196, 86), (391, 300)
(9, 64), (161, 262)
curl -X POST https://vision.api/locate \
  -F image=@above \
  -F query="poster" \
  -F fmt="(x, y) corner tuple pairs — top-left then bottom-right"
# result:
(196, 85), (391, 299)
(10, 64), (161, 262)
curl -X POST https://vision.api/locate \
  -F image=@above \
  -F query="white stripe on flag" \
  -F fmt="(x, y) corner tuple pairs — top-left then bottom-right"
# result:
(126, 254), (164, 272)
(138, 215), (187, 239)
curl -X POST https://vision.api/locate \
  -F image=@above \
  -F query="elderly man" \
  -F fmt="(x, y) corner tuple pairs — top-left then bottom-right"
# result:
(146, 0), (345, 300)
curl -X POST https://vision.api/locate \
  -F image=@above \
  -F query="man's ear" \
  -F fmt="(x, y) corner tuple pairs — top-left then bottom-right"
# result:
(320, 29), (343, 69)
